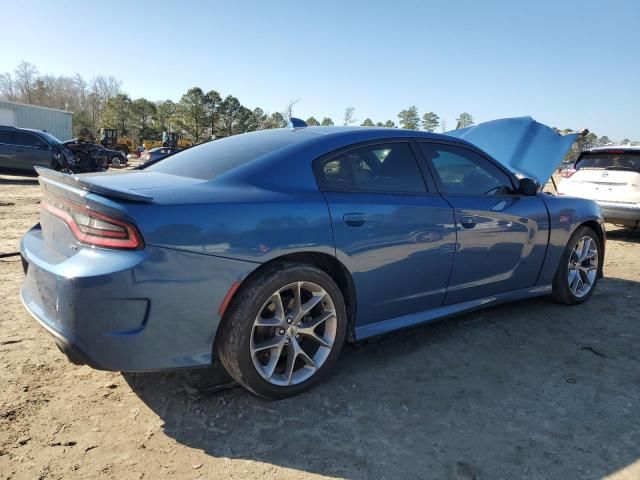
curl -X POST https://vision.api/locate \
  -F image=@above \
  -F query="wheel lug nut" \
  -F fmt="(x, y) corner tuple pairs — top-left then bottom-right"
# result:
(285, 338), (291, 344)
(287, 317), (293, 324)
(296, 321), (301, 327)
(278, 328), (285, 335)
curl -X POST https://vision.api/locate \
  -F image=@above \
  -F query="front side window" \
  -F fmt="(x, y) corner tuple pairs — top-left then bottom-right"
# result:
(316, 142), (427, 194)
(14, 132), (40, 148)
(37, 131), (61, 145)
(420, 143), (512, 195)
(0, 130), (11, 145)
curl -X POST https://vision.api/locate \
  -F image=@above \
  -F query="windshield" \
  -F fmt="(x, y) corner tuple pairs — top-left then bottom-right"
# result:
(145, 129), (311, 180)
(38, 131), (62, 145)
(575, 151), (640, 172)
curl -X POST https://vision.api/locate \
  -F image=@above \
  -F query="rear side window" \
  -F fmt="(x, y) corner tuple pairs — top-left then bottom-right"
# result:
(420, 143), (512, 195)
(576, 152), (640, 172)
(315, 142), (427, 194)
(0, 130), (11, 144)
(145, 130), (307, 180)
(15, 132), (40, 147)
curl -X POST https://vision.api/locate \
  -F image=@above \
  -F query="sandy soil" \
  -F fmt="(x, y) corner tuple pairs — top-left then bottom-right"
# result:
(1, 176), (640, 480)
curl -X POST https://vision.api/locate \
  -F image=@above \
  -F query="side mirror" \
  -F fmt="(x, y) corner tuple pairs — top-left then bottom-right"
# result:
(518, 177), (539, 196)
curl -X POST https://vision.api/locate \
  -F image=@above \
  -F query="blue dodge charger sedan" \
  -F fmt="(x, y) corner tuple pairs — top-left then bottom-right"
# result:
(20, 117), (604, 399)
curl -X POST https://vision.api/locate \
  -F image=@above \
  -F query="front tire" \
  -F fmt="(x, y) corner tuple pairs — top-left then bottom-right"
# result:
(216, 263), (347, 399)
(552, 226), (602, 304)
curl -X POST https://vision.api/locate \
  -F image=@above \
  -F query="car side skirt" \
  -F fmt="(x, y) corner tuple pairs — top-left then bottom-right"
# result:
(354, 285), (552, 340)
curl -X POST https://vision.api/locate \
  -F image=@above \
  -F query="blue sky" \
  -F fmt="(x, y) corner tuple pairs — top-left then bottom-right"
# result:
(1, 0), (638, 139)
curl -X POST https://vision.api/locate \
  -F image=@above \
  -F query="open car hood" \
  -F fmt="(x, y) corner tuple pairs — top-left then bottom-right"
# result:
(444, 117), (579, 185)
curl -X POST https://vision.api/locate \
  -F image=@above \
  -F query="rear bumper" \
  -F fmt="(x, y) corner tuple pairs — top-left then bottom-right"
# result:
(596, 201), (640, 226)
(20, 224), (258, 371)
(20, 290), (104, 369)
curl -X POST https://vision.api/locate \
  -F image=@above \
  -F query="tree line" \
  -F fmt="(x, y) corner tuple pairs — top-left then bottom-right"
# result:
(0, 61), (627, 153)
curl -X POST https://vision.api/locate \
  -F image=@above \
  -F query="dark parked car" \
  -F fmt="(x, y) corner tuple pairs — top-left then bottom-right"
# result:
(62, 138), (126, 169)
(21, 117), (605, 399)
(0, 126), (80, 174)
(139, 146), (180, 164)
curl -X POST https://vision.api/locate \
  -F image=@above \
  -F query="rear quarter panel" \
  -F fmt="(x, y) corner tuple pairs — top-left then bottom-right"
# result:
(125, 186), (336, 263)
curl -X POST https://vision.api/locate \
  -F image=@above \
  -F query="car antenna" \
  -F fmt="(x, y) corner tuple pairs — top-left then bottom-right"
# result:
(288, 117), (308, 129)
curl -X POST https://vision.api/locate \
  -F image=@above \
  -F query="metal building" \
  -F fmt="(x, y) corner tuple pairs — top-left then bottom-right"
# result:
(0, 100), (73, 141)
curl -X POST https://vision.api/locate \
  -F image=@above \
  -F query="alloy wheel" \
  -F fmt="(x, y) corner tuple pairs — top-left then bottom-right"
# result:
(250, 281), (337, 386)
(567, 236), (598, 298)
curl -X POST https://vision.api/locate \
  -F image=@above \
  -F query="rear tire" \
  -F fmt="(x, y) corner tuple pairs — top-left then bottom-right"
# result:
(216, 263), (347, 399)
(552, 226), (602, 305)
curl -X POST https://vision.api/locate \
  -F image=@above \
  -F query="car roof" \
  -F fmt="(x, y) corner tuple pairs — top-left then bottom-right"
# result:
(291, 125), (450, 140)
(237, 126), (484, 161)
(0, 125), (45, 136)
(222, 125), (469, 151)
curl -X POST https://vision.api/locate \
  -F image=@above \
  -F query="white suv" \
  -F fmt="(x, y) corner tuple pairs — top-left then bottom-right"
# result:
(558, 145), (640, 229)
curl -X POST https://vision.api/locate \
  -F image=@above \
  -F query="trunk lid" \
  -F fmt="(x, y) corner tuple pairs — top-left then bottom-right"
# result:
(35, 167), (207, 203)
(34, 168), (207, 260)
(444, 117), (578, 185)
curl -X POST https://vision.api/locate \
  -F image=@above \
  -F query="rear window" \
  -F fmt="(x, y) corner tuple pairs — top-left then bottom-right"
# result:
(576, 151), (640, 172)
(145, 130), (308, 180)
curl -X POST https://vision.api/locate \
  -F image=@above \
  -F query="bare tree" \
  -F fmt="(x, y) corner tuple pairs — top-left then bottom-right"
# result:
(91, 75), (121, 103)
(14, 61), (39, 104)
(0, 73), (16, 100)
(343, 106), (356, 125)
(88, 92), (101, 132)
(283, 98), (300, 121)
(74, 73), (88, 109)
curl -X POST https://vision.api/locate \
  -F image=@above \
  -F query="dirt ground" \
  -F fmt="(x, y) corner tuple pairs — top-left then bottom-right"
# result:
(1, 175), (639, 480)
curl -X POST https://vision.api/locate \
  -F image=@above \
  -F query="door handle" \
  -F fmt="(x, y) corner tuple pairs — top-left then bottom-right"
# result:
(460, 216), (476, 229)
(343, 213), (367, 227)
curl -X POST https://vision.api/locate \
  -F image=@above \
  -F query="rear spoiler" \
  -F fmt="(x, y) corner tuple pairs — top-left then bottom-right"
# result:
(35, 167), (154, 203)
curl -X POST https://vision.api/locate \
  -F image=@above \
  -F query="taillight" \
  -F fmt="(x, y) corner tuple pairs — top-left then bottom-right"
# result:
(41, 196), (143, 250)
(561, 168), (576, 178)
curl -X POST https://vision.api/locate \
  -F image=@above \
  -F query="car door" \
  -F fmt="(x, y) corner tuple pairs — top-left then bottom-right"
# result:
(418, 141), (549, 305)
(0, 130), (16, 169)
(14, 131), (52, 172)
(315, 140), (457, 326)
